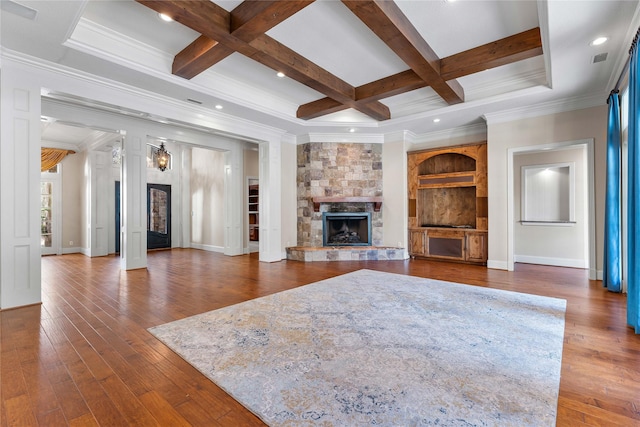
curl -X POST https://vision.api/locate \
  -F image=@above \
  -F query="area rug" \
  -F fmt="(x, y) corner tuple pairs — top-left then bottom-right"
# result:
(148, 269), (566, 426)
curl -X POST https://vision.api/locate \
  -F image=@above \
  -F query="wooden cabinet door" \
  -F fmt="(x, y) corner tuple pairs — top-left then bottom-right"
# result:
(426, 229), (465, 260)
(409, 230), (426, 255)
(466, 231), (487, 263)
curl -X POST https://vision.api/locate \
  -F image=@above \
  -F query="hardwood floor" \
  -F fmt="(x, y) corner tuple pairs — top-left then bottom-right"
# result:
(1, 249), (639, 426)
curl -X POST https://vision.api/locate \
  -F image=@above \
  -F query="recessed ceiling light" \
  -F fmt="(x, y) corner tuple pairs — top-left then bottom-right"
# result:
(433, 118), (441, 123)
(591, 36), (608, 46)
(159, 13), (173, 22)
(276, 72), (285, 78)
(349, 128), (356, 133)
(215, 105), (223, 110)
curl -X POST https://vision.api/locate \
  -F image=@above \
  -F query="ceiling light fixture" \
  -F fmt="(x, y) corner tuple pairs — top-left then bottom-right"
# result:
(276, 72), (285, 78)
(349, 128), (356, 133)
(156, 143), (169, 171)
(590, 36), (608, 46)
(215, 104), (223, 110)
(433, 118), (441, 123)
(159, 13), (173, 22)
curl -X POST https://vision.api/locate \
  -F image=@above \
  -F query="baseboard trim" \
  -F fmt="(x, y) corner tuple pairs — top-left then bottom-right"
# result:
(62, 247), (82, 254)
(190, 243), (224, 253)
(514, 255), (588, 269)
(487, 260), (509, 270)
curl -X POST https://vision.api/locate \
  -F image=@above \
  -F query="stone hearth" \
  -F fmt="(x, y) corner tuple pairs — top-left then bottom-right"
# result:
(286, 246), (405, 262)
(288, 141), (404, 261)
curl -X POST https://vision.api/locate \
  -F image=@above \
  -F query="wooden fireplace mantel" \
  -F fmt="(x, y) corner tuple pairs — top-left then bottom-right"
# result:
(312, 196), (383, 212)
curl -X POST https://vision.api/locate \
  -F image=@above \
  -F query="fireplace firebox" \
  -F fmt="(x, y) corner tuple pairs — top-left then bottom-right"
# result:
(322, 212), (372, 246)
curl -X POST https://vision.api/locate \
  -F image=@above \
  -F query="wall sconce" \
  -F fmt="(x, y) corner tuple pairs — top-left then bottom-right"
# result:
(157, 142), (169, 171)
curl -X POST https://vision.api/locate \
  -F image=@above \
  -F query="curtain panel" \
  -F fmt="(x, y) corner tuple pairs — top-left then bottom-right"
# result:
(41, 148), (75, 172)
(604, 91), (622, 292)
(628, 42), (640, 333)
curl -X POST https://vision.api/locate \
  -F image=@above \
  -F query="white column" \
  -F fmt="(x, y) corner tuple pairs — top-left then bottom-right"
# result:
(224, 146), (244, 256)
(87, 151), (110, 257)
(180, 146), (192, 248)
(259, 139), (282, 262)
(0, 67), (42, 308)
(120, 132), (147, 270)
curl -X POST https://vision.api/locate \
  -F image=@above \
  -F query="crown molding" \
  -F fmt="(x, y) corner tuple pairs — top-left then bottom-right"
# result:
(605, 3), (640, 91)
(41, 139), (81, 151)
(65, 18), (302, 124)
(2, 49), (289, 143)
(465, 69), (547, 101)
(297, 133), (385, 145)
(537, 0), (553, 90)
(384, 130), (417, 144)
(482, 91), (606, 125)
(410, 123), (487, 146)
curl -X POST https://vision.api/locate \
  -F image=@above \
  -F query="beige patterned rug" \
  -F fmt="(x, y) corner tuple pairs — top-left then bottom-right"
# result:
(149, 269), (566, 426)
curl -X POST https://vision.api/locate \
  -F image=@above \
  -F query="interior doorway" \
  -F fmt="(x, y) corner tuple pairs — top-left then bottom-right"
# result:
(115, 182), (172, 252)
(147, 183), (172, 250)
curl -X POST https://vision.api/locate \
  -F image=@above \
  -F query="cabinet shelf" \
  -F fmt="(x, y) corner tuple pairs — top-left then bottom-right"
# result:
(248, 181), (259, 242)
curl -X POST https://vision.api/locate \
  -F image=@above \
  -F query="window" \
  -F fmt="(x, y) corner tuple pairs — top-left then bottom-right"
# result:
(521, 162), (575, 223)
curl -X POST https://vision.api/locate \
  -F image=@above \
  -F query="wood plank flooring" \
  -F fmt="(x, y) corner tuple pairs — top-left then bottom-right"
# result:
(1, 249), (639, 426)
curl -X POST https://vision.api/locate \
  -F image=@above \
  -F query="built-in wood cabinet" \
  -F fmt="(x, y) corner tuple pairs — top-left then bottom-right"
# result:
(408, 228), (487, 264)
(408, 143), (488, 265)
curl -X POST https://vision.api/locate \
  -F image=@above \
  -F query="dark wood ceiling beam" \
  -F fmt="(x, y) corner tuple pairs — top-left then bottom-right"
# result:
(297, 70), (423, 120)
(342, 0), (464, 105)
(147, 0), (314, 79)
(297, 98), (346, 120)
(172, 36), (235, 78)
(298, 29), (543, 120)
(440, 28), (543, 80)
(247, 35), (389, 120)
(137, 0), (390, 120)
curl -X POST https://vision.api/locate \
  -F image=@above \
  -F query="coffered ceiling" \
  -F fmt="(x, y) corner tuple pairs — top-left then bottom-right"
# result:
(2, 0), (640, 143)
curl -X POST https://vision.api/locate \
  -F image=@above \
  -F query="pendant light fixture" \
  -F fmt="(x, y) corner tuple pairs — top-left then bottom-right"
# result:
(157, 142), (169, 171)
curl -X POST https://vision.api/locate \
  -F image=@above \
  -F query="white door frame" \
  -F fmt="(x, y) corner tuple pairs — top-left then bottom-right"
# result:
(41, 168), (62, 256)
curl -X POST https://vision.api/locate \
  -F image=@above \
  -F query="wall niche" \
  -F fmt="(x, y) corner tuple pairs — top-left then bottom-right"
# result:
(407, 142), (488, 265)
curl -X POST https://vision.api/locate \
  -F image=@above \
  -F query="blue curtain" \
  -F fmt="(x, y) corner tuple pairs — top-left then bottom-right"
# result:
(604, 91), (622, 292)
(628, 42), (640, 333)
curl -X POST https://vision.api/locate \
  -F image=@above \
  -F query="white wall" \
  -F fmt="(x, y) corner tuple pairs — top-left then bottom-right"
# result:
(382, 137), (409, 253)
(513, 146), (589, 268)
(190, 147), (225, 251)
(60, 152), (84, 253)
(486, 106), (606, 276)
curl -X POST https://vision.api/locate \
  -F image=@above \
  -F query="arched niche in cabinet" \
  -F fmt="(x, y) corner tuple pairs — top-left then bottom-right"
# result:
(407, 143), (488, 265)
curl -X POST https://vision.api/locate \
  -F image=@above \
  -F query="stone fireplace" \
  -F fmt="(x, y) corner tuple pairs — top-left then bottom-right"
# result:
(286, 142), (404, 262)
(323, 212), (372, 246)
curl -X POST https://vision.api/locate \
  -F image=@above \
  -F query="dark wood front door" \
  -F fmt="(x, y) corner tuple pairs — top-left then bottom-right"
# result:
(147, 183), (171, 250)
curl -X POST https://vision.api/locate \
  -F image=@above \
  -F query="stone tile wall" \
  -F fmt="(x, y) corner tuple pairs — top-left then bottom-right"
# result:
(297, 142), (383, 247)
